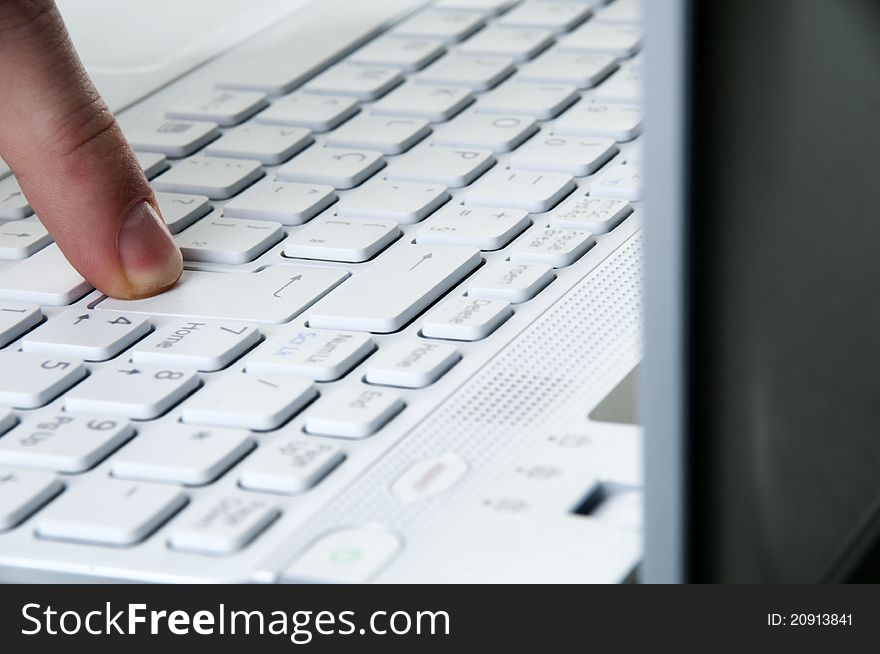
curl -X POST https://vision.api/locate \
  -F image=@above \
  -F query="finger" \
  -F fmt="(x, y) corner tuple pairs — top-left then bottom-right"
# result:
(0, 0), (182, 299)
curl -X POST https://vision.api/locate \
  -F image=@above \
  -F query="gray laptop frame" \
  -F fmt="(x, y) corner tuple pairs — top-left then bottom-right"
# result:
(642, 0), (690, 584)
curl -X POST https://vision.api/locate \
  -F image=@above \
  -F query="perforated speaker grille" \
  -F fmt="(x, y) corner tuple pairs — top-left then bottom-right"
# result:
(278, 230), (644, 564)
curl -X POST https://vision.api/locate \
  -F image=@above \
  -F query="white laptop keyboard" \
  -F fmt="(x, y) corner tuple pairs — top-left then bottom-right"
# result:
(0, 0), (643, 581)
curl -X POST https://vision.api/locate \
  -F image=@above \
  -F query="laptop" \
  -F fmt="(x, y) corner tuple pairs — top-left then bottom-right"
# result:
(0, 0), (646, 583)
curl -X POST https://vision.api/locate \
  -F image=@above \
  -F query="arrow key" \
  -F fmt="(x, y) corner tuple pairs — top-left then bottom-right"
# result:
(65, 364), (200, 420)
(0, 177), (32, 220)
(22, 309), (150, 362)
(0, 217), (52, 260)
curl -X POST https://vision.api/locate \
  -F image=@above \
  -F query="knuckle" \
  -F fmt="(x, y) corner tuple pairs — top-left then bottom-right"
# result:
(52, 94), (119, 160)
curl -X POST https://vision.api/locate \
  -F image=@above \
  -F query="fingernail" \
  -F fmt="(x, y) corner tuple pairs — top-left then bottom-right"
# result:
(117, 200), (182, 297)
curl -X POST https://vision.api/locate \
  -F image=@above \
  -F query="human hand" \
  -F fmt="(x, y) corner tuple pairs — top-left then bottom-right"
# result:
(0, 0), (183, 299)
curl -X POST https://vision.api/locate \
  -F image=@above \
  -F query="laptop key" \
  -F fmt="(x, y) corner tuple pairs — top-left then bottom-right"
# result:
(509, 227), (596, 267)
(0, 217), (52, 260)
(593, 61), (642, 104)
(497, 0), (592, 33)
(132, 320), (260, 372)
(276, 147), (385, 189)
(350, 36), (445, 71)
(204, 124), (313, 165)
(166, 90), (268, 126)
(0, 408), (15, 435)
(416, 54), (514, 91)
(135, 151), (169, 179)
(468, 260), (555, 302)
(308, 244), (481, 333)
(458, 25), (554, 61)
(476, 82), (579, 119)
(175, 212), (284, 264)
(393, 10), (485, 43)
(180, 374), (316, 431)
(550, 195), (633, 234)
(416, 205), (529, 250)
(154, 192), (211, 234)
(21, 309), (150, 362)
(433, 0), (518, 14)
(466, 168), (575, 212)
(169, 495), (279, 554)
(422, 295), (512, 341)
(551, 102), (642, 141)
(64, 364), (200, 420)
(0, 301), (42, 348)
(0, 177), (33, 220)
(247, 328), (375, 381)
(594, 0), (643, 24)
(371, 83), (475, 122)
(0, 351), (87, 410)
(0, 244), (92, 306)
(558, 22), (643, 58)
(0, 469), (63, 530)
(239, 438), (345, 495)
(305, 64), (403, 101)
(112, 423), (255, 485)
(124, 119), (219, 158)
(433, 112), (538, 152)
(387, 145), (494, 188)
(365, 340), (460, 388)
(283, 216), (400, 263)
(518, 50), (618, 89)
(35, 478), (187, 546)
(0, 156), (10, 180)
(590, 162), (643, 201)
(223, 179), (336, 225)
(255, 94), (359, 132)
(325, 114), (431, 155)
(337, 178), (449, 224)
(305, 386), (404, 439)
(152, 156), (264, 200)
(98, 266), (349, 324)
(511, 135), (618, 176)
(0, 413), (133, 474)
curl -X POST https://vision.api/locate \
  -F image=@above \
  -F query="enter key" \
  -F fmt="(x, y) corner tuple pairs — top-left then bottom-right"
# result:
(98, 266), (349, 324)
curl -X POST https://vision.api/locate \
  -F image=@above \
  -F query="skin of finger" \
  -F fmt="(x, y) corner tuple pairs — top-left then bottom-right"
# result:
(0, 0), (180, 298)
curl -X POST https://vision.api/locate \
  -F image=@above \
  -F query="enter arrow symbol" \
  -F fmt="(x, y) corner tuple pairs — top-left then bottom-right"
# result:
(273, 275), (302, 298)
(409, 252), (433, 271)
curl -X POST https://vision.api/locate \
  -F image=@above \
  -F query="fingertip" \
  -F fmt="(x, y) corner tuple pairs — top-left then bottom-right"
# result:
(115, 200), (183, 299)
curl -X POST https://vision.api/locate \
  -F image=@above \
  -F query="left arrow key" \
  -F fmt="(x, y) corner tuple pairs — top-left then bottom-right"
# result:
(0, 217), (52, 261)
(22, 309), (150, 362)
